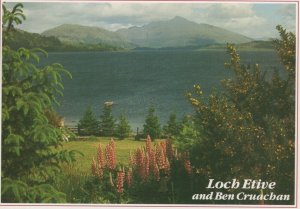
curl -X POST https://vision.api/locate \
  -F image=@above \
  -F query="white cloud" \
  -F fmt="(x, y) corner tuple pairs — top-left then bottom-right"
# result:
(204, 4), (256, 19)
(278, 4), (296, 32)
(4, 2), (296, 39)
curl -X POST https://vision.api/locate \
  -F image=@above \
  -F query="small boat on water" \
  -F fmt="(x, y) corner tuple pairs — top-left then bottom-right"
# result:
(104, 101), (114, 106)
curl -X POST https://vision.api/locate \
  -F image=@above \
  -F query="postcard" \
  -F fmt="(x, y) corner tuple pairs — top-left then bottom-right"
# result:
(1, 0), (299, 208)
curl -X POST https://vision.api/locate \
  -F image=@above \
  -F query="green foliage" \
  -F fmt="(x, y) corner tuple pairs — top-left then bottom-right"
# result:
(2, 3), (26, 45)
(1, 4), (80, 202)
(174, 115), (200, 151)
(78, 106), (99, 136)
(163, 113), (180, 138)
(185, 25), (295, 204)
(273, 25), (296, 76)
(143, 106), (161, 140)
(99, 104), (116, 136)
(116, 114), (131, 139)
(7, 29), (125, 52)
(2, 178), (66, 203)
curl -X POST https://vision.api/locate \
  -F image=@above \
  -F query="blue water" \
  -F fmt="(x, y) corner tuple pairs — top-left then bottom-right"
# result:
(41, 50), (282, 129)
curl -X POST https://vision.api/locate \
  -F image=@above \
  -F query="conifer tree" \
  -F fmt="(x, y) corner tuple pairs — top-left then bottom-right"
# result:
(143, 106), (161, 140)
(99, 103), (116, 136)
(163, 112), (179, 138)
(78, 106), (99, 136)
(116, 114), (131, 139)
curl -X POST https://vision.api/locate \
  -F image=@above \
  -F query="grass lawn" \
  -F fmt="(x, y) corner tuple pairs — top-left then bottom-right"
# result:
(60, 137), (154, 175)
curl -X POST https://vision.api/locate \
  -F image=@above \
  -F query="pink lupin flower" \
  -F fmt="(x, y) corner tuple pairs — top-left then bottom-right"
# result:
(160, 141), (167, 157)
(149, 147), (156, 176)
(116, 169), (125, 193)
(97, 144), (105, 169)
(144, 153), (150, 179)
(98, 167), (104, 179)
(135, 148), (146, 180)
(156, 144), (166, 170)
(129, 151), (136, 166)
(126, 167), (133, 187)
(106, 139), (116, 170)
(146, 135), (152, 155)
(166, 139), (174, 161)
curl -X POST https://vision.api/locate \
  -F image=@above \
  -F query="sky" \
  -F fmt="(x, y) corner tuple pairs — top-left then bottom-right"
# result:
(4, 1), (297, 39)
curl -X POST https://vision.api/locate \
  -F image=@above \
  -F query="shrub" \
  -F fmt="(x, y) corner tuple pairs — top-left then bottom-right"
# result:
(185, 26), (295, 204)
(2, 3), (81, 202)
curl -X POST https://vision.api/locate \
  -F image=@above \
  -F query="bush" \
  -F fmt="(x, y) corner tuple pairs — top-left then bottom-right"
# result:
(185, 26), (295, 204)
(2, 4), (81, 202)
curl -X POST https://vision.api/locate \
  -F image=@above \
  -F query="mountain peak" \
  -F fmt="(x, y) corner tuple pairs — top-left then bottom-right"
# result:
(116, 16), (252, 48)
(42, 24), (134, 48)
(170, 16), (190, 22)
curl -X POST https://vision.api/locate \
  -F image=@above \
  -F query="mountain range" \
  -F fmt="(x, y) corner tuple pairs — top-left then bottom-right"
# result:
(116, 16), (252, 48)
(8, 16), (275, 52)
(41, 16), (253, 49)
(42, 24), (133, 48)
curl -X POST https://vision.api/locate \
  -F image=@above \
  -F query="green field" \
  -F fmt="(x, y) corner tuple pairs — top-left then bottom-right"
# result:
(60, 137), (156, 175)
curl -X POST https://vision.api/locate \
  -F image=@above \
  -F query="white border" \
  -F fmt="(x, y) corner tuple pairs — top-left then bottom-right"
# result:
(0, 1), (299, 209)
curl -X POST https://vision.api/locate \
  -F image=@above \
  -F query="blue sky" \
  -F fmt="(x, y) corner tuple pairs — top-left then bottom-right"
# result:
(5, 2), (297, 39)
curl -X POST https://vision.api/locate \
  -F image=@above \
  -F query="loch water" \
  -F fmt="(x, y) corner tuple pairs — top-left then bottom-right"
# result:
(42, 50), (282, 129)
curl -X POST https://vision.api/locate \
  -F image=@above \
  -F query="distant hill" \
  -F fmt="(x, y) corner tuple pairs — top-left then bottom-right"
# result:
(132, 41), (274, 52)
(10, 17), (272, 52)
(116, 16), (253, 48)
(7, 29), (125, 52)
(197, 40), (275, 51)
(42, 24), (134, 48)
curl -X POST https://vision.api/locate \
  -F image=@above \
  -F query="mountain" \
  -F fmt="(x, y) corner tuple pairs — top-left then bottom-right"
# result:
(42, 24), (134, 48)
(7, 29), (125, 52)
(116, 16), (253, 48)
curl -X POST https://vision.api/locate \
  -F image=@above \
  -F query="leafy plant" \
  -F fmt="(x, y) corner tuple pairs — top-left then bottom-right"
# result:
(2, 3), (81, 202)
(185, 25), (295, 204)
(90, 136), (193, 203)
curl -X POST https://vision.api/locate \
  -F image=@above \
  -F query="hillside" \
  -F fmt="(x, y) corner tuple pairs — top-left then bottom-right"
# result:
(116, 16), (253, 48)
(42, 24), (134, 48)
(7, 29), (124, 52)
(10, 17), (273, 52)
